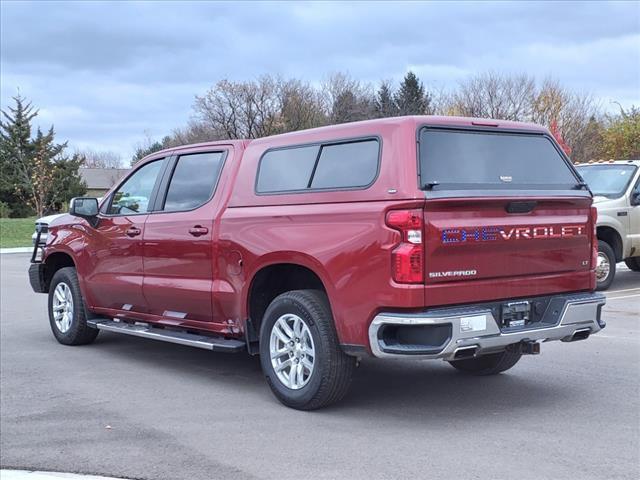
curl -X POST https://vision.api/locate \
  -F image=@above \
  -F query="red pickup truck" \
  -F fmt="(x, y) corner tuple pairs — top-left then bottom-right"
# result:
(29, 116), (606, 410)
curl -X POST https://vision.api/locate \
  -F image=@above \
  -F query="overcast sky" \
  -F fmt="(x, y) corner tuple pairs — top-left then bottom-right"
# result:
(1, 0), (639, 162)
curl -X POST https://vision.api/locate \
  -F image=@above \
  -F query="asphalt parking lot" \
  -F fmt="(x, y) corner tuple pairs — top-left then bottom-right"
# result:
(1, 253), (638, 480)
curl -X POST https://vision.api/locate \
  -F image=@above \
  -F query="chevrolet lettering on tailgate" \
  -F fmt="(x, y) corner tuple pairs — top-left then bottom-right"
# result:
(441, 225), (587, 244)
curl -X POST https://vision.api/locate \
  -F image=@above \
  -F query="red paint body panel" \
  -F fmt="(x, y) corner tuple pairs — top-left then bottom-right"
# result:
(142, 211), (215, 322)
(80, 216), (148, 311)
(140, 144), (242, 325)
(43, 116), (595, 351)
(424, 197), (592, 284)
(218, 201), (426, 345)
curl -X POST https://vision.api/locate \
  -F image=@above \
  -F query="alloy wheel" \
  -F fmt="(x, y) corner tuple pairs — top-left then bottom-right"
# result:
(269, 313), (315, 390)
(52, 282), (74, 333)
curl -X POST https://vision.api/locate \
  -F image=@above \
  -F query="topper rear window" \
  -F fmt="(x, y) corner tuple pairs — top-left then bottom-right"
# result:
(418, 128), (578, 190)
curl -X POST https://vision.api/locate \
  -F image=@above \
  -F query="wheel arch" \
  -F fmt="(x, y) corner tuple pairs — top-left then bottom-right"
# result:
(597, 225), (623, 262)
(42, 251), (76, 293)
(244, 257), (336, 348)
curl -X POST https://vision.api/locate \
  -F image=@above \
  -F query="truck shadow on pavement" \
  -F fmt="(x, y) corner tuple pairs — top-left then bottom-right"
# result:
(91, 331), (573, 417)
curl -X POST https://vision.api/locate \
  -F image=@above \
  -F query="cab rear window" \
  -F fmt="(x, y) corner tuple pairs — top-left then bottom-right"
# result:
(419, 128), (578, 190)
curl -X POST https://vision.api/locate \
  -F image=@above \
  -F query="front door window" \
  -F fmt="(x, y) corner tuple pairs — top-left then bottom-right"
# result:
(108, 160), (163, 215)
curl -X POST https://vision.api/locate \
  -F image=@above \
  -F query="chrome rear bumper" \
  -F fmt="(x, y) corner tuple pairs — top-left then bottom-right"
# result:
(369, 292), (606, 360)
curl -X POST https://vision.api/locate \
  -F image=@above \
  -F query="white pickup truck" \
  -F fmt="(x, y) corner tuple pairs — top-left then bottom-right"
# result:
(576, 160), (640, 290)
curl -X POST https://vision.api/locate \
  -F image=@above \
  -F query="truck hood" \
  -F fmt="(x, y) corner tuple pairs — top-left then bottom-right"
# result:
(36, 213), (66, 225)
(47, 213), (74, 228)
(592, 196), (611, 204)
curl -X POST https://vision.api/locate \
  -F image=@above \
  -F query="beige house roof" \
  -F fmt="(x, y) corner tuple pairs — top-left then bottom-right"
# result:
(79, 168), (130, 190)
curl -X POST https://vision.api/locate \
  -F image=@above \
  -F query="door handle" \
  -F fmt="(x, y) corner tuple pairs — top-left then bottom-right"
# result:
(125, 227), (141, 237)
(189, 226), (209, 237)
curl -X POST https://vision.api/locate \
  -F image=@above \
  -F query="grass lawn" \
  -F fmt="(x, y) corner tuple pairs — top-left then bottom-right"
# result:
(0, 217), (36, 248)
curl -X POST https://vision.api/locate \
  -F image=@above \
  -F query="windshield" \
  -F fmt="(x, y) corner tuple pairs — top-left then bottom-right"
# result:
(419, 128), (578, 190)
(576, 164), (637, 198)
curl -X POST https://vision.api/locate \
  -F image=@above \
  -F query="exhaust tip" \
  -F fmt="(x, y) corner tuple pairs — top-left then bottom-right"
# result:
(571, 329), (591, 342)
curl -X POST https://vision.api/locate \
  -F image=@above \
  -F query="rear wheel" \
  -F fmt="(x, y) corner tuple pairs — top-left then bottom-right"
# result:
(595, 240), (616, 291)
(624, 257), (640, 272)
(48, 267), (99, 345)
(259, 290), (356, 410)
(448, 350), (522, 376)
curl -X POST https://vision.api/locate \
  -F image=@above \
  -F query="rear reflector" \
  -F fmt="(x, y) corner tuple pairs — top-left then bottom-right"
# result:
(386, 209), (424, 284)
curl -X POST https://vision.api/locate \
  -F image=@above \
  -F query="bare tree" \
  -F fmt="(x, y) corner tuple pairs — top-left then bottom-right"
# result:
(429, 86), (455, 116)
(531, 78), (600, 161)
(443, 73), (600, 162)
(322, 73), (375, 124)
(278, 79), (327, 131)
(168, 121), (223, 147)
(194, 76), (284, 139)
(176, 71), (606, 164)
(75, 148), (123, 168)
(448, 72), (536, 120)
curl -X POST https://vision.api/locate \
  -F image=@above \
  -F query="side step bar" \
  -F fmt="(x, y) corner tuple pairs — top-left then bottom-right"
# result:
(88, 319), (246, 353)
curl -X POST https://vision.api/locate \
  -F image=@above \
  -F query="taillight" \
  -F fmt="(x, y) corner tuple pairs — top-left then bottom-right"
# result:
(386, 209), (424, 283)
(590, 206), (598, 269)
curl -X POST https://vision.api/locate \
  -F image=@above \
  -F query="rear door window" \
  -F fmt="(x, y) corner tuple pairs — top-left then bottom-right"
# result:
(419, 128), (578, 190)
(163, 152), (225, 211)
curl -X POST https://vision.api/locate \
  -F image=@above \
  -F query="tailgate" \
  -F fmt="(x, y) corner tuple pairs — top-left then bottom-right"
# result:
(424, 196), (593, 284)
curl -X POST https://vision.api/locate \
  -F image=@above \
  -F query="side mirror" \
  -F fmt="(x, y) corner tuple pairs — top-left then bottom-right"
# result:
(69, 197), (99, 219)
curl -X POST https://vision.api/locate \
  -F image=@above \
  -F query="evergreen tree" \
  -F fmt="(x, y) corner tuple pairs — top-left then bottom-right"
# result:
(394, 71), (432, 116)
(0, 95), (86, 216)
(49, 154), (87, 211)
(0, 95), (37, 216)
(374, 81), (398, 118)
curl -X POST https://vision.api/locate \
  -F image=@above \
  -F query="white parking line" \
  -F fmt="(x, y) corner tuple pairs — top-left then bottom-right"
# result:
(606, 287), (640, 294)
(590, 335), (638, 342)
(0, 471), (129, 480)
(605, 293), (640, 301)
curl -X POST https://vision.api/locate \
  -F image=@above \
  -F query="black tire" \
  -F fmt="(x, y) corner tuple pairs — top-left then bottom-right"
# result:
(259, 290), (356, 410)
(48, 267), (99, 345)
(448, 350), (522, 376)
(624, 257), (640, 272)
(596, 240), (616, 291)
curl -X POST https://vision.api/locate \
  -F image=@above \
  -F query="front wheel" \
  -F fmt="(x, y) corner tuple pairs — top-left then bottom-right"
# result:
(259, 290), (356, 410)
(448, 350), (522, 376)
(624, 257), (640, 272)
(595, 240), (616, 291)
(48, 267), (99, 345)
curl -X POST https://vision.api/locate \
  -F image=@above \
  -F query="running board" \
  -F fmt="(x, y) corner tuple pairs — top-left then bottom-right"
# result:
(88, 319), (246, 353)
